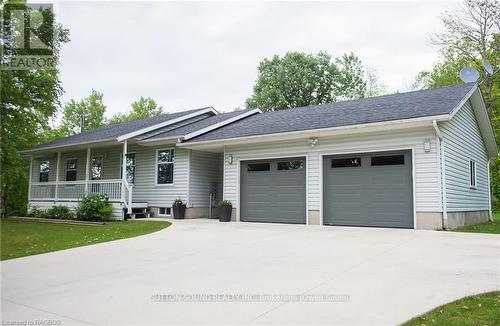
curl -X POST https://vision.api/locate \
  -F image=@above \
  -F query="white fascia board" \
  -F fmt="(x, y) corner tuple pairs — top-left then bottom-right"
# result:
(19, 138), (116, 155)
(181, 109), (261, 141)
(449, 83), (478, 119)
(116, 107), (218, 142)
(178, 114), (450, 148)
(469, 88), (498, 157)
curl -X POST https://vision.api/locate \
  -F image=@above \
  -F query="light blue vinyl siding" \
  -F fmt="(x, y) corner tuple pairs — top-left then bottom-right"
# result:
(128, 144), (189, 207)
(189, 150), (222, 207)
(440, 101), (489, 212)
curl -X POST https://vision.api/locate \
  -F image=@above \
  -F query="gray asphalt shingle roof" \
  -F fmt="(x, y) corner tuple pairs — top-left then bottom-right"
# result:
(24, 107), (212, 152)
(186, 83), (476, 143)
(24, 83), (477, 152)
(142, 109), (253, 141)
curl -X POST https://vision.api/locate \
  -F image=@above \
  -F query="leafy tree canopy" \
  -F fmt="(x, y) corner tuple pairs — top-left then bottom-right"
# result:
(0, 0), (70, 216)
(109, 97), (164, 125)
(245, 51), (379, 112)
(59, 89), (107, 135)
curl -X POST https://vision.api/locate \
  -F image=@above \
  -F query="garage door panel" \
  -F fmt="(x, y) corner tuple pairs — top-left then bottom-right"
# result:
(324, 150), (413, 228)
(241, 158), (306, 224)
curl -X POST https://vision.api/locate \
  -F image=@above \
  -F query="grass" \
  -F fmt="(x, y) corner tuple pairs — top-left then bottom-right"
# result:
(452, 211), (500, 234)
(402, 291), (500, 326)
(0, 218), (170, 260)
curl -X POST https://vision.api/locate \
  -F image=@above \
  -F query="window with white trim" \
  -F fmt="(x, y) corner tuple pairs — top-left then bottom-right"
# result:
(39, 161), (49, 182)
(469, 160), (476, 188)
(157, 149), (174, 184)
(66, 159), (77, 181)
(158, 207), (171, 216)
(120, 153), (135, 184)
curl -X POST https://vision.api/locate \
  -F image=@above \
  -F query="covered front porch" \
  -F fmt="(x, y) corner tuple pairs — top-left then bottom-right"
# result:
(27, 140), (139, 219)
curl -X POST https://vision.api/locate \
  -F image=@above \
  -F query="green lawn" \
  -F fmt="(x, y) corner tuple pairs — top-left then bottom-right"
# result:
(0, 218), (170, 260)
(402, 291), (500, 326)
(452, 212), (500, 234)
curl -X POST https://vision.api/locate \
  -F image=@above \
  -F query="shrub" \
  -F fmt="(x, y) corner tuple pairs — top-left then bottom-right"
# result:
(30, 207), (49, 219)
(47, 205), (74, 219)
(172, 198), (185, 207)
(76, 194), (113, 221)
(219, 200), (232, 207)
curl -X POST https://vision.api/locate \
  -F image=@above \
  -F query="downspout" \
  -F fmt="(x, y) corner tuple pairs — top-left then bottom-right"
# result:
(433, 120), (448, 229)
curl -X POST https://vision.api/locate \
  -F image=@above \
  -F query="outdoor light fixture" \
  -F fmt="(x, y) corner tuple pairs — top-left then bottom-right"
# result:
(424, 139), (431, 152)
(226, 154), (233, 165)
(309, 137), (319, 147)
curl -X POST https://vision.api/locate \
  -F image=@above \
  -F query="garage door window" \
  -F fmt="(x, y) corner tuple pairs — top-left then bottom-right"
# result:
(277, 161), (304, 170)
(247, 163), (270, 172)
(331, 158), (361, 168)
(371, 155), (404, 166)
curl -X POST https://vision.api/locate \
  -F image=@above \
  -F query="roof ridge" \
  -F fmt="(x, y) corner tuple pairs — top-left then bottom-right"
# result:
(257, 82), (477, 114)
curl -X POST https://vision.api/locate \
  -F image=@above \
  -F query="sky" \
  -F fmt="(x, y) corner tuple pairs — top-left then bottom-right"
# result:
(50, 0), (462, 118)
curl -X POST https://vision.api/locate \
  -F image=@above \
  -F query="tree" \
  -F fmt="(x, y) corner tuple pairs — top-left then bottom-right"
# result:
(246, 51), (371, 112)
(435, 0), (499, 112)
(109, 97), (163, 124)
(0, 1), (70, 216)
(413, 48), (475, 89)
(60, 90), (107, 135)
(365, 68), (387, 97)
(335, 52), (367, 100)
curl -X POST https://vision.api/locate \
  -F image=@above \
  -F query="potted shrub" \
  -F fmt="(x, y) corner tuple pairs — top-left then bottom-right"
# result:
(172, 198), (186, 219)
(218, 200), (232, 222)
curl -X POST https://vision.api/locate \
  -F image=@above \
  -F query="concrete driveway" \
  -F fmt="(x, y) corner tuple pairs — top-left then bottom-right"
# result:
(2, 219), (499, 325)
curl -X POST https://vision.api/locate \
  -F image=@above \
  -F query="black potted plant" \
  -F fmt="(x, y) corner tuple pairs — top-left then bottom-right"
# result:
(172, 198), (186, 219)
(218, 200), (232, 222)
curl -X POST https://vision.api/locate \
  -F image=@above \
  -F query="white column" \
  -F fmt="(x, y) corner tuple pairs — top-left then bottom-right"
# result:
(121, 140), (128, 203)
(85, 147), (91, 194)
(27, 156), (33, 201)
(54, 152), (61, 201)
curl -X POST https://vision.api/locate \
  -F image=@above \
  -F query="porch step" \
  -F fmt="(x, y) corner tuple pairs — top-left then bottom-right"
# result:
(125, 202), (150, 219)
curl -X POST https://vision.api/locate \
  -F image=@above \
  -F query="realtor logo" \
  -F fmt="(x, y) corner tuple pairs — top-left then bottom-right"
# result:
(1, 2), (55, 70)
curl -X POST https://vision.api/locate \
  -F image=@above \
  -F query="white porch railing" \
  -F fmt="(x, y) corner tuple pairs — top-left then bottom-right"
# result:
(30, 179), (127, 203)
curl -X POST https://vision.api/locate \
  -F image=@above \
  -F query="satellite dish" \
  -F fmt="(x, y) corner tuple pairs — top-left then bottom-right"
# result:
(483, 59), (494, 75)
(459, 67), (480, 83)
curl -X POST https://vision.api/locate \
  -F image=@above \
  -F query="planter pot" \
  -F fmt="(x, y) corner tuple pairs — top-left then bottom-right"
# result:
(219, 206), (232, 222)
(173, 205), (186, 219)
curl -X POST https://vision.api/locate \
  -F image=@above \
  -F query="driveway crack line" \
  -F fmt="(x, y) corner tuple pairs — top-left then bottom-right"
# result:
(1, 297), (99, 326)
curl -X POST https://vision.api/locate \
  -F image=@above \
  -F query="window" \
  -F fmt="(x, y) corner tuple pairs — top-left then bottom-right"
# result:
(371, 155), (404, 166)
(120, 153), (136, 184)
(469, 160), (476, 188)
(39, 161), (49, 182)
(247, 163), (270, 172)
(332, 158), (361, 168)
(158, 207), (171, 216)
(157, 149), (174, 184)
(277, 161), (304, 170)
(91, 156), (103, 180)
(66, 159), (77, 181)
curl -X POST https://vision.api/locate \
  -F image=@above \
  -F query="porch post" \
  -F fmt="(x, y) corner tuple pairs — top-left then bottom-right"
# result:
(54, 152), (61, 201)
(27, 156), (33, 201)
(85, 147), (91, 194)
(121, 140), (128, 203)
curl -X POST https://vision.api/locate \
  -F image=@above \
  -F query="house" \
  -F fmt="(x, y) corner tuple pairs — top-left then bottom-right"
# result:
(22, 82), (497, 229)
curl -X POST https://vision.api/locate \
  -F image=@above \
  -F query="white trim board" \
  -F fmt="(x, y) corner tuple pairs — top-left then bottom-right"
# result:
(116, 107), (218, 142)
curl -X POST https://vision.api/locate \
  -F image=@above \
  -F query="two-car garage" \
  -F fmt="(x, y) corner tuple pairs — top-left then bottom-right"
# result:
(239, 150), (414, 228)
